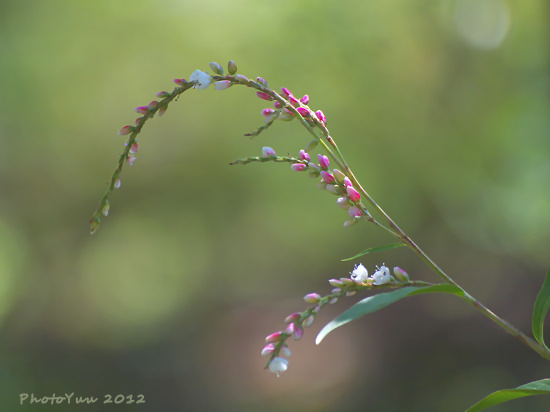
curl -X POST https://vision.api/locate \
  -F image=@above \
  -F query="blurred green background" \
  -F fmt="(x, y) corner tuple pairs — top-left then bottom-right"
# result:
(1, 0), (549, 411)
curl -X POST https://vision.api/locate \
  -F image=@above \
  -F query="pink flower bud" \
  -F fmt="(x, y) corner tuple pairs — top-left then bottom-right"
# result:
(262, 146), (276, 158)
(261, 343), (276, 356)
(262, 108), (275, 117)
(147, 100), (159, 110)
(303, 293), (321, 304)
(214, 80), (232, 90)
(284, 313), (301, 323)
(173, 78), (187, 86)
(346, 186), (361, 202)
(300, 94), (310, 104)
(329, 279), (344, 287)
(281, 87), (293, 97)
(289, 96), (299, 106)
(285, 322), (295, 335)
(315, 110), (327, 124)
(320, 171), (335, 184)
(129, 143), (139, 154)
(318, 154), (330, 170)
(273, 101), (283, 109)
(265, 331), (283, 343)
(118, 125), (134, 136)
(296, 107), (310, 117)
(256, 77), (268, 86)
(256, 91), (273, 101)
(134, 117), (142, 126)
(291, 163), (307, 172)
(348, 206), (363, 218)
(134, 106), (148, 114)
(343, 177), (353, 187)
(156, 91), (170, 98)
(299, 150), (310, 162)
(393, 267), (410, 281)
(336, 197), (349, 209)
(293, 326), (304, 341)
(234, 74), (249, 83)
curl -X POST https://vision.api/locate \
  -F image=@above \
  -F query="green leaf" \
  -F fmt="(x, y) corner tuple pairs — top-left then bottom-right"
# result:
(315, 284), (466, 344)
(465, 378), (550, 412)
(532, 267), (550, 351)
(341, 243), (405, 261)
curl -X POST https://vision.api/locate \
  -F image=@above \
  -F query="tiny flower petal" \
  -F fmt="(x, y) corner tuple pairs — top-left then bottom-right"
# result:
(350, 263), (369, 282)
(262, 146), (276, 158)
(189, 70), (212, 90)
(371, 265), (391, 285)
(129, 143), (139, 154)
(269, 357), (289, 377)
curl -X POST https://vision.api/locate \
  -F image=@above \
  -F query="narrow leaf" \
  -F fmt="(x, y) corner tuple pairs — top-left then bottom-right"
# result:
(341, 243), (405, 261)
(316, 284), (465, 344)
(532, 267), (550, 350)
(465, 378), (550, 412)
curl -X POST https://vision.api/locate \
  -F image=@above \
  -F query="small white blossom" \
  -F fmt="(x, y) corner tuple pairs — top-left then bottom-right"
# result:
(189, 70), (212, 90)
(371, 265), (391, 285)
(350, 263), (369, 283)
(269, 357), (289, 377)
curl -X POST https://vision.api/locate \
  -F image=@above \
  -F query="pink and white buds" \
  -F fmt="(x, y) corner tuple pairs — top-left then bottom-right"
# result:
(284, 313), (301, 323)
(256, 91), (273, 101)
(315, 110), (327, 124)
(300, 94), (310, 104)
(118, 125), (134, 136)
(281, 87), (293, 98)
(296, 107), (310, 117)
(262, 108), (275, 117)
(346, 185), (361, 202)
(303, 293), (321, 304)
(291, 163), (307, 172)
(156, 91), (170, 98)
(262, 147), (276, 158)
(393, 267), (410, 281)
(147, 100), (159, 110)
(320, 171), (335, 184)
(261, 343), (276, 356)
(318, 154), (330, 170)
(214, 80), (232, 90)
(256, 77), (268, 87)
(134, 106), (148, 114)
(299, 149), (310, 162)
(265, 331), (283, 343)
(173, 78), (187, 86)
(348, 206), (363, 218)
(234, 74), (249, 83)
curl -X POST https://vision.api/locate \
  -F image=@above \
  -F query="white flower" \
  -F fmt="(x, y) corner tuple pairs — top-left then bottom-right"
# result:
(262, 146), (276, 158)
(371, 265), (391, 285)
(269, 357), (289, 377)
(189, 70), (212, 90)
(350, 263), (369, 283)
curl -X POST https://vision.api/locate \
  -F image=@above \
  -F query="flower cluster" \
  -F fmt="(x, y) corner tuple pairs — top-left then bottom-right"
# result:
(262, 264), (409, 376)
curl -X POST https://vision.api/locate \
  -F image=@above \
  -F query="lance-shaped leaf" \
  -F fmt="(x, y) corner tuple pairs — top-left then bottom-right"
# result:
(465, 378), (550, 412)
(532, 267), (550, 351)
(316, 284), (466, 344)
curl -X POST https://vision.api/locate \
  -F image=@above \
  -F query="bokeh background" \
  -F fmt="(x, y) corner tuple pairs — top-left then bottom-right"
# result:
(1, 0), (549, 411)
